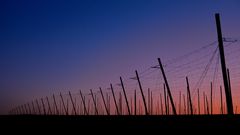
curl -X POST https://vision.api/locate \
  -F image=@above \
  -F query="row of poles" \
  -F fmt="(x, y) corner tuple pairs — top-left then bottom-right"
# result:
(9, 13), (235, 115)
(8, 64), (235, 115)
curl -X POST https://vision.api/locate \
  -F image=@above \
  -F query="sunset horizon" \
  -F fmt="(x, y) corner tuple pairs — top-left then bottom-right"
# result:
(1, 0), (240, 121)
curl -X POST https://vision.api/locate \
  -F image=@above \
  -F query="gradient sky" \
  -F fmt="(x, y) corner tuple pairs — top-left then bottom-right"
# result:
(1, 0), (240, 114)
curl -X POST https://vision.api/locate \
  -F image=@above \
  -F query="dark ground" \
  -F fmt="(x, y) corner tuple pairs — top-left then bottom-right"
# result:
(1, 115), (240, 133)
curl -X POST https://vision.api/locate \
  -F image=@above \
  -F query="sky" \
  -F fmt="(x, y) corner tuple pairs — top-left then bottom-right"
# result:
(1, 0), (240, 114)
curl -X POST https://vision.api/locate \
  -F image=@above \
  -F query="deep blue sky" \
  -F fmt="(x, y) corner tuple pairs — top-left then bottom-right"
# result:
(1, 0), (240, 114)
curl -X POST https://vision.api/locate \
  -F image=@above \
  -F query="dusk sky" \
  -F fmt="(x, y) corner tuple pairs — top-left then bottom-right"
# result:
(1, 0), (240, 114)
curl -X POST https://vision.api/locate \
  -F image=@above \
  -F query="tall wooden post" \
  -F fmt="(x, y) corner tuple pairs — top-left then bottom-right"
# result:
(41, 98), (46, 115)
(119, 92), (122, 115)
(186, 77), (193, 115)
(135, 70), (148, 115)
(148, 88), (150, 115)
(215, 13), (233, 115)
(27, 103), (32, 114)
(160, 93), (163, 115)
(203, 92), (206, 115)
(164, 84), (168, 115)
(32, 101), (36, 115)
(69, 91), (77, 115)
(179, 91), (181, 115)
(110, 84), (119, 115)
(158, 58), (177, 115)
(183, 94), (186, 115)
(79, 90), (88, 115)
(197, 89), (200, 115)
(46, 96), (52, 115)
(206, 96), (210, 115)
(151, 91), (153, 115)
(36, 99), (41, 115)
(227, 69), (233, 112)
(60, 93), (68, 115)
(90, 89), (98, 115)
(53, 94), (59, 115)
(134, 90), (137, 115)
(120, 77), (131, 115)
(99, 87), (110, 115)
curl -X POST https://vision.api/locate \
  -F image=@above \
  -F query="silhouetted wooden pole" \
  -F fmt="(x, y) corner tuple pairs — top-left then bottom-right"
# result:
(197, 89), (200, 115)
(151, 90), (153, 115)
(109, 94), (111, 114)
(227, 69), (233, 112)
(17, 107), (21, 115)
(183, 94), (186, 115)
(179, 91), (181, 115)
(17, 106), (21, 115)
(148, 88), (150, 114)
(167, 93), (170, 114)
(46, 96), (52, 115)
(210, 82), (213, 115)
(206, 96), (210, 115)
(12, 108), (15, 115)
(24, 104), (28, 114)
(41, 98), (46, 115)
(87, 99), (90, 114)
(135, 70), (148, 115)
(27, 103), (32, 114)
(158, 58), (177, 115)
(107, 93), (111, 114)
(31, 101), (36, 115)
(90, 89), (98, 115)
(66, 99), (69, 114)
(53, 94), (59, 115)
(160, 93), (163, 115)
(74, 98), (77, 115)
(27, 104), (31, 114)
(59, 100), (62, 115)
(19, 105), (24, 115)
(36, 99), (41, 115)
(21, 105), (24, 114)
(203, 92), (206, 115)
(15, 108), (17, 115)
(119, 92), (122, 115)
(23, 105), (27, 114)
(156, 100), (159, 115)
(130, 97), (133, 115)
(25, 104), (28, 114)
(21, 105), (25, 114)
(134, 90), (137, 115)
(99, 87), (110, 115)
(163, 84), (168, 115)
(186, 77), (193, 115)
(120, 77), (131, 115)
(186, 92), (189, 115)
(68, 91), (77, 115)
(79, 90), (88, 115)
(19, 106), (22, 114)
(60, 93), (68, 115)
(95, 95), (98, 114)
(215, 13), (233, 115)
(220, 86), (223, 114)
(110, 84), (119, 115)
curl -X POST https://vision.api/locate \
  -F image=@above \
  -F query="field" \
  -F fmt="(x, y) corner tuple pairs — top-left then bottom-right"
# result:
(1, 115), (240, 133)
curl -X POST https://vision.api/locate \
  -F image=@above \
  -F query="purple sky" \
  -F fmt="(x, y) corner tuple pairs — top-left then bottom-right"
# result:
(1, 0), (240, 114)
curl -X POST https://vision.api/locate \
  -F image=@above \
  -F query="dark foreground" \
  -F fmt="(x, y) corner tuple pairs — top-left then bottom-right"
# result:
(1, 115), (240, 133)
